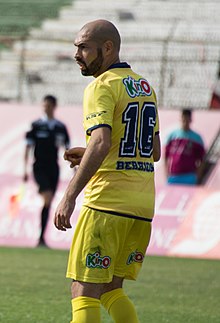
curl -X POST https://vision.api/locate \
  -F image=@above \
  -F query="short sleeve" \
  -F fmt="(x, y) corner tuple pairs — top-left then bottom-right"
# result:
(152, 89), (159, 135)
(25, 123), (35, 146)
(155, 107), (160, 135)
(64, 126), (70, 149)
(83, 81), (115, 136)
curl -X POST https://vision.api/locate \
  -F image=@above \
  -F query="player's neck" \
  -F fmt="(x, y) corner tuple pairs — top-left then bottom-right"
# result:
(182, 126), (190, 131)
(44, 113), (54, 120)
(94, 57), (120, 78)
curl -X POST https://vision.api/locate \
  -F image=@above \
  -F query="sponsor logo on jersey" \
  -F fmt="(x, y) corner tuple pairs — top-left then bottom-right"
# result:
(86, 110), (107, 120)
(123, 76), (152, 98)
(86, 251), (111, 269)
(127, 250), (144, 265)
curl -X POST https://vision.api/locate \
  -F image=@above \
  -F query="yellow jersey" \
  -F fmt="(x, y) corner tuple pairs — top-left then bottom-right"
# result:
(82, 62), (159, 220)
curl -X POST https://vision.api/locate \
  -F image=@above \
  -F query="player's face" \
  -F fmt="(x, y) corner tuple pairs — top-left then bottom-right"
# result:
(74, 33), (104, 77)
(43, 100), (55, 117)
(181, 114), (191, 130)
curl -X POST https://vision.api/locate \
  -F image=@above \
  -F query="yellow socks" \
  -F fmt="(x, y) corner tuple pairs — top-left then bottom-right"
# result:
(70, 296), (101, 323)
(70, 289), (139, 323)
(101, 288), (139, 323)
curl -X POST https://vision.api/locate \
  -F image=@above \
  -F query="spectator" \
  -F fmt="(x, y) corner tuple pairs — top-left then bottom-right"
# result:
(54, 19), (161, 323)
(165, 109), (205, 185)
(24, 95), (70, 246)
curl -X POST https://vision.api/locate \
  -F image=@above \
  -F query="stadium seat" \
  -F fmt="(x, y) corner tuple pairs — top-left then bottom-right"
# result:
(0, 0), (220, 109)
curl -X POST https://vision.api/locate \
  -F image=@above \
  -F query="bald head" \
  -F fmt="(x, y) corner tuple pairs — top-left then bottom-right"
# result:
(74, 20), (121, 77)
(79, 19), (121, 52)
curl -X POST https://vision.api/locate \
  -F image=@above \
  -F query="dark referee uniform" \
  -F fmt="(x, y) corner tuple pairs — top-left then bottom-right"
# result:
(26, 116), (70, 193)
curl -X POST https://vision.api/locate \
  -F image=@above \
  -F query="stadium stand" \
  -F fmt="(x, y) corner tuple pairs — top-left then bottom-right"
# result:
(0, 0), (220, 108)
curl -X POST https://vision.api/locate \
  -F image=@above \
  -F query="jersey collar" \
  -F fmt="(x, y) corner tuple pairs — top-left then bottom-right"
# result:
(107, 62), (131, 70)
(42, 115), (57, 129)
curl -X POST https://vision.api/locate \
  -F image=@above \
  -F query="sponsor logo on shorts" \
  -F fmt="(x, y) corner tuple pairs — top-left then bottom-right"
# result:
(86, 251), (111, 269)
(127, 250), (144, 265)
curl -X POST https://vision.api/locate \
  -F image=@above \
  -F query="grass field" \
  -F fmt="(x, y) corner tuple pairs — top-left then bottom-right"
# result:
(0, 247), (220, 323)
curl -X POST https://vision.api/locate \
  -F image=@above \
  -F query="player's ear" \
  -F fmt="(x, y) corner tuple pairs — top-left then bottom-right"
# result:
(103, 40), (114, 55)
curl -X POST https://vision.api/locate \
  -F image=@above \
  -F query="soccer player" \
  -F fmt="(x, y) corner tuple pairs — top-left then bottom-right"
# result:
(54, 20), (161, 323)
(24, 95), (70, 246)
(165, 109), (205, 185)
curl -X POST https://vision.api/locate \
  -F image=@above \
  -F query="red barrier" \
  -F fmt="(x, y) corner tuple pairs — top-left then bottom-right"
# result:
(168, 189), (220, 259)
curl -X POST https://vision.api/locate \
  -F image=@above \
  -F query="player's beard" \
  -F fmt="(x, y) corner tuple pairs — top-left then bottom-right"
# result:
(78, 48), (104, 76)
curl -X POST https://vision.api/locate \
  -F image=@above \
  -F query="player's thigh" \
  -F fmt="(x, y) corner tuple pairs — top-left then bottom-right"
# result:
(33, 164), (59, 193)
(73, 275), (124, 298)
(33, 165), (49, 192)
(71, 275), (124, 299)
(40, 190), (54, 206)
(66, 207), (133, 284)
(114, 220), (152, 280)
(48, 165), (59, 192)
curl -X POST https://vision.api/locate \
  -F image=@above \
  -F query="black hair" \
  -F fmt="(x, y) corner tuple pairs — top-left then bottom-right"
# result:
(43, 95), (57, 107)
(182, 109), (192, 118)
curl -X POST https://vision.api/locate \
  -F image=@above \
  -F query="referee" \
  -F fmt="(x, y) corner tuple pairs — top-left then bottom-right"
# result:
(24, 95), (70, 246)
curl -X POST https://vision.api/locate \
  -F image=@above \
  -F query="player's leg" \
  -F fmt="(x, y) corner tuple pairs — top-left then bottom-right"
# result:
(34, 165), (59, 245)
(101, 276), (139, 323)
(69, 277), (137, 323)
(70, 277), (139, 323)
(70, 280), (103, 323)
(67, 207), (109, 322)
(101, 219), (152, 323)
(66, 207), (134, 323)
(39, 190), (53, 244)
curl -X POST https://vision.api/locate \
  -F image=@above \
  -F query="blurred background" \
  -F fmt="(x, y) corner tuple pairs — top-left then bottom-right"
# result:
(0, 0), (220, 108)
(0, 0), (220, 258)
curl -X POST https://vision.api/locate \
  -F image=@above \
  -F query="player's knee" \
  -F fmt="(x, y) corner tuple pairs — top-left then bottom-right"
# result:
(41, 191), (54, 206)
(102, 276), (124, 294)
(71, 281), (104, 299)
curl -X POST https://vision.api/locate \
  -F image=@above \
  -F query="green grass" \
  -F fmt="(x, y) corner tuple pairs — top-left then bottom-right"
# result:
(0, 247), (220, 323)
(0, 0), (73, 38)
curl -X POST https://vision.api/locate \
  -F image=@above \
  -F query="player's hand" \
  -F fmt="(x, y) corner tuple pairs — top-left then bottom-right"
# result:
(23, 173), (28, 182)
(64, 147), (86, 168)
(54, 197), (75, 231)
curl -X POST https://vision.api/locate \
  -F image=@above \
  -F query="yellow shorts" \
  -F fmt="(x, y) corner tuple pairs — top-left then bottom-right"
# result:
(66, 206), (152, 283)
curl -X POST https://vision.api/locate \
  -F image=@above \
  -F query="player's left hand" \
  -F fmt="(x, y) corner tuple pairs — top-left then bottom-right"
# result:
(64, 147), (86, 168)
(54, 197), (75, 231)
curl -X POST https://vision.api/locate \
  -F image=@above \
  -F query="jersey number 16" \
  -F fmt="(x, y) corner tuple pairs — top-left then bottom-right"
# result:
(119, 102), (156, 158)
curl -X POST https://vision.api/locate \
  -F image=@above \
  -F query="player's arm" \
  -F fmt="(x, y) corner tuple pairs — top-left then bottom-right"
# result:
(64, 147), (86, 168)
(164, 156), (169, 177)
(23, 144), (32, 182)
(24, 123), (35, 181)
(54, 126), (111, 231)
(64, 126), (71, 149)
(196, 148), (206, 184)
(196, 160), (206, 184)
(153, 133), (161, 162)
(164, 138), (171, 177)
(196, 138), (206, 184)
